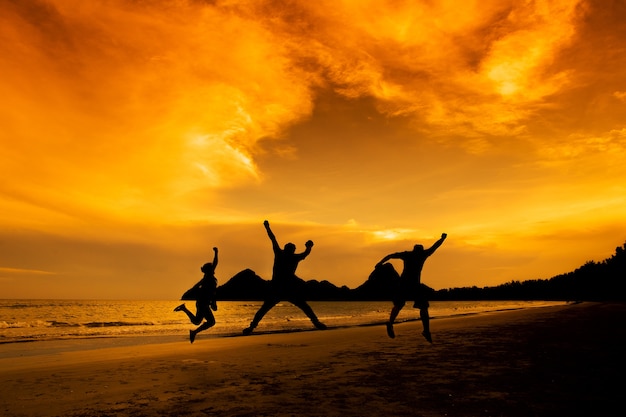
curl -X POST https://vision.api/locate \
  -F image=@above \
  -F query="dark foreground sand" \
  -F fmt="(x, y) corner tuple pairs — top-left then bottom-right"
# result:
(1, 302), (625, 417)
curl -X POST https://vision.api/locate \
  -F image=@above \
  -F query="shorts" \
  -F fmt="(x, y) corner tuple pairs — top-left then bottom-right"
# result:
(271, 277), (306, 300)
(195, 300), (215, 319)
(392, 280), (429, 309)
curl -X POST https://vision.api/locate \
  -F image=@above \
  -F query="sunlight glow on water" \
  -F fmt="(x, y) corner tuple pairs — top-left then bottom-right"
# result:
(0, 300), (564, 344)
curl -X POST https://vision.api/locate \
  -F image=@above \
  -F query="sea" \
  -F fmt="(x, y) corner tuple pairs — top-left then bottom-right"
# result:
(0, 299), (565, 347)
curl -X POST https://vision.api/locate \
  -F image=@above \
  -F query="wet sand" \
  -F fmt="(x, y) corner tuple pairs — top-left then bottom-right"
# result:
(1, 302), (624, 417)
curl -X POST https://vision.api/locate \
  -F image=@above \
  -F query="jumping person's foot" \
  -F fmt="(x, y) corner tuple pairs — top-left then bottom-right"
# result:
(189, 330), (196, 344)
(313, 321), (327, 330)
(174, 304), (185, 312)
(422, 331), (432, 343)
(242, 326), (254, 336)
(386, 322), (395, 339)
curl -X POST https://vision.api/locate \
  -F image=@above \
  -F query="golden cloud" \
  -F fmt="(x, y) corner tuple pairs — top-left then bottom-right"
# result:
(0, 0), (593, 225)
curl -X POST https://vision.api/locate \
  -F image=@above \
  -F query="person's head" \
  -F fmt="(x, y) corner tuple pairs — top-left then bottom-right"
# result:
(413, 244), (424, 252)
(201, 263), (213, 273)
(284, 243), (296, 254)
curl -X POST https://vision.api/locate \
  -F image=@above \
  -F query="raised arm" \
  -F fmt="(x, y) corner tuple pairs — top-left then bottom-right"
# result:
(296, 240), (314, 260)
(264, 220), (280, 252)
(212, 247), (218, 269)
(425, 233), (447, 256)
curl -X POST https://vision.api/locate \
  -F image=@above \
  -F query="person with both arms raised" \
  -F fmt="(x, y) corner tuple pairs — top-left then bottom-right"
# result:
(243, 220), (326, 335)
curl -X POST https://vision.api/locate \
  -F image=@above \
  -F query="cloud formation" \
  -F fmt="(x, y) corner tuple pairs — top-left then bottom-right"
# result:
(1, 0), (592, 221)
(2, 0), (625, 297)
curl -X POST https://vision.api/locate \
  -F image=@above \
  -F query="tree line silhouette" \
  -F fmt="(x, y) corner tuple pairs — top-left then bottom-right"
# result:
(216, 241), (626, 302)
(434, 241), (625, 302)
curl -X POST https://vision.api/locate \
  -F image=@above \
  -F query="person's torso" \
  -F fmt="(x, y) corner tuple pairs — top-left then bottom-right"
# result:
(400, 252), (428, 279)
(197, 275), (217, 297)
(272, 251), (300, 280)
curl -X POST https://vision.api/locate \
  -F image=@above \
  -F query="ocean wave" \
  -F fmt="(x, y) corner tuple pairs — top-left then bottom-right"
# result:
(1, 301), (73, 309)
(0, 320), (56, 329)
(48, 321), (81, 328)
(0, 320), (159, 329)
(1, 303), (32, 309)
(83, 321), (155, 328)
(0, 300), (566, 345)
(0, 321), (21, 329)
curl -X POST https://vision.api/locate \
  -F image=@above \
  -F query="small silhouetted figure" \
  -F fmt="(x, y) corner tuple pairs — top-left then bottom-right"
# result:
(174, 247), (219, 343)
(243, 220), (327, 335)
(376, 233), (447, 343)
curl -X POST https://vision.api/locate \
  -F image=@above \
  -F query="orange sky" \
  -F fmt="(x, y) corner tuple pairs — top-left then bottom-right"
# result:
(1, 0), (625, 299)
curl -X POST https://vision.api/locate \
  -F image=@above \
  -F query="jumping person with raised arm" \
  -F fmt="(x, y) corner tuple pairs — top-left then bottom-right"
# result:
(243, 220), (326, 335)
(174, 247), (219, 343)
(376, 233), (447, 343)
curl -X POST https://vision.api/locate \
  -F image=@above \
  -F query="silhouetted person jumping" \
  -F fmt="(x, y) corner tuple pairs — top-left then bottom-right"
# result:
(174, 247), (219, 343)
(243, 220), (327, 335)
(376, 233), (447, 343)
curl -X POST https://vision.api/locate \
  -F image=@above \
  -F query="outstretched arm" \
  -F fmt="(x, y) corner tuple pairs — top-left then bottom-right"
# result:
(376, 252), (402, 268)
(264, 220), (280, 252)
(425, 233), (447, 256)
(212, 247), (218, 269)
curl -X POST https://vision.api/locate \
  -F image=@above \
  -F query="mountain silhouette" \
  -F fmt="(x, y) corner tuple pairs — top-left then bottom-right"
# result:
(214, 241), (626, 301)
(216, 263), (431, 301)
(216, 268), (353, 301)
(216, 269), (269, 300)
(350, 263), (398, 300)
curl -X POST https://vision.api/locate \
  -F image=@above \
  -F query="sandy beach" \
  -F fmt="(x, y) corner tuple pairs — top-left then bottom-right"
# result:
(1, 302), (624, 417)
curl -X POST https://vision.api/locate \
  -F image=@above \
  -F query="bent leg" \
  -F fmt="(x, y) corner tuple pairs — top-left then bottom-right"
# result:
(194, 320), (214, 334)
(200, 308), (216, 330)
(190, 318), (216, 344)
(190, 310), (216, 343)
(176, 304), (203, 325)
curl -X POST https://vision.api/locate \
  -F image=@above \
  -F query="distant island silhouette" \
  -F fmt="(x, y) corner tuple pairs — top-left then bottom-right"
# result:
(216, 241), (626, 302)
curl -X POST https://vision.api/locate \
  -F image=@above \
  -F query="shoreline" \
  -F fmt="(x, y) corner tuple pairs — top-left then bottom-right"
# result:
(2, 302), (624, 416)
(0, 300), (567, 350)
(0, 302), (567, 361)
